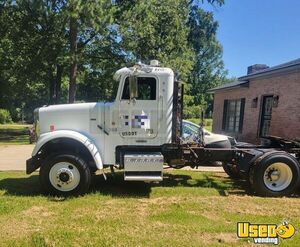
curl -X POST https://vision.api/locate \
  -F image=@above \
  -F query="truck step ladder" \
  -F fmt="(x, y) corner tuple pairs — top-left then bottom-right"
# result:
(124, 153), (164, 181)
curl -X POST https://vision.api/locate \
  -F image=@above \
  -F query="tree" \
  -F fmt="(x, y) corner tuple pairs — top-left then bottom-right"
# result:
(67, 0), (115, 103)
(185, 5), (227, 118)
(0, 0), (69, 120)
(116, 0), (194, 79)
(200, 0), (224, 6)
(0, 0), (226, 122)
(76, 31), (127, 102)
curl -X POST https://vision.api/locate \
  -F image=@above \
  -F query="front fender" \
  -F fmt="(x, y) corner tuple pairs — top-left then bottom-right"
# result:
(32, 130), (103, 170)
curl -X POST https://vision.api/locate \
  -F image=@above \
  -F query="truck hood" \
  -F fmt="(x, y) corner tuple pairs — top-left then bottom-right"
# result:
(38, 102), (112, 134)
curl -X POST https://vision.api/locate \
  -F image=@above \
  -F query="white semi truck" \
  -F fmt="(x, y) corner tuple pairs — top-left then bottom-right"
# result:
(27, 61), (300, 197)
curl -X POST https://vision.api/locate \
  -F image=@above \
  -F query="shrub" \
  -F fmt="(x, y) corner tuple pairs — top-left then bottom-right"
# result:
(0, 109), (12, 124)
(205, 119), (212, 127)
(185, 118), (213, 127)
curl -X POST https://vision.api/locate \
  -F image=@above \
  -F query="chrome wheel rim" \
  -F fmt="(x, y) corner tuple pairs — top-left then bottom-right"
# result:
(49, 162), (80, 192)
(263, 162), (292, 192)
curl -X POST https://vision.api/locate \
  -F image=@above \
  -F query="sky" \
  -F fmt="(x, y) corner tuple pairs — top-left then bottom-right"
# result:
(202, 0), (300, 77)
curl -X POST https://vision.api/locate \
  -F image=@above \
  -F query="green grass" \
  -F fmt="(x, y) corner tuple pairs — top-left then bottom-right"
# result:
(0, 124), (32, 145)
(0, 170), (299, 246)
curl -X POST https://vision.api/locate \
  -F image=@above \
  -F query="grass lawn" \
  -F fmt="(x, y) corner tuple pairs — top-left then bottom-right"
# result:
(0, 170), (299, 246)
(0, 124), (32, 145)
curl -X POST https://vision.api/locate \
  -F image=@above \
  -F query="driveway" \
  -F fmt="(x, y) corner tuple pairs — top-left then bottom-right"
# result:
(0, 145), (34, 171)
(0, 145), (224, 172)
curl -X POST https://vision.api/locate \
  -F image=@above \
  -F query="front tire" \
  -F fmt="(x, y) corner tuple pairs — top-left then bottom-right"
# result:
(252, 153), (300, 197)
(40, 154), (91, 196)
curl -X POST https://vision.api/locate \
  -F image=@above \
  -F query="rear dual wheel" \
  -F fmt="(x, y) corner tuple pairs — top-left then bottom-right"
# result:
(250, 153), (300, 197)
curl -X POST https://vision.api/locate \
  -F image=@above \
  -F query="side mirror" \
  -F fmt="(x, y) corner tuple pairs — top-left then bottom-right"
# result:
(129, 75), (138, 99)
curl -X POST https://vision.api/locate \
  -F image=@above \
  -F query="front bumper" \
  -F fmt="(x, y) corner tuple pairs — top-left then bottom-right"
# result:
(26, 156), (41, 174)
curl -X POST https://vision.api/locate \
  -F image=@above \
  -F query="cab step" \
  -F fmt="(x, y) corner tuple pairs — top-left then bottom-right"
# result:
(124, 153), (164, 181)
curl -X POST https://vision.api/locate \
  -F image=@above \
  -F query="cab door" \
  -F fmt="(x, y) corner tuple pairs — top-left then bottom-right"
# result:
(119, 76), (159, 140)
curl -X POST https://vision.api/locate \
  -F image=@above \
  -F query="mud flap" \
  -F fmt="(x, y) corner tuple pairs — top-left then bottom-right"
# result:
(26, 157), (40, 174)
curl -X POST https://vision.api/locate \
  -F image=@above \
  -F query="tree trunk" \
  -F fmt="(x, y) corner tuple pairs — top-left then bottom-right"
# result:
(55, 65), (64, 104)
(69, 16), (77, 103)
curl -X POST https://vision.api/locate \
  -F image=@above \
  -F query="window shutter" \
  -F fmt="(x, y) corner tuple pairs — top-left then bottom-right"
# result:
(222, 100), (228, 130)
(239, 98), (245, 133)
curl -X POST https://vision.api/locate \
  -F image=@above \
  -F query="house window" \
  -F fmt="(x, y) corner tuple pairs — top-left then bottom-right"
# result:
(222, 98), (245, 133)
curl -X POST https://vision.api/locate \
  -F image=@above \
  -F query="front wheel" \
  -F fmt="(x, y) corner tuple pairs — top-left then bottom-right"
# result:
(40, 154), (91, 196)
(251, 153), (300, 197)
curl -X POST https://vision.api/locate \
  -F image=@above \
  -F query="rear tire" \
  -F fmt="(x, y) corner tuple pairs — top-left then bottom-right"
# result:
(252, 153), (300, 197)
(40, 154), (91, 196)
(222, 162), (241, 179)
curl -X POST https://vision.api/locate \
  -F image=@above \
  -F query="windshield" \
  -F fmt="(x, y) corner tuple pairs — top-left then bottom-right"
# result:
(182, 122), (199, 136)
(182, 121), (210, 137)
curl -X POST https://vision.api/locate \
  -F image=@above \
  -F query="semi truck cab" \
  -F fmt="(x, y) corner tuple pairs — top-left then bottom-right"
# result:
(27, 61), (184, 195)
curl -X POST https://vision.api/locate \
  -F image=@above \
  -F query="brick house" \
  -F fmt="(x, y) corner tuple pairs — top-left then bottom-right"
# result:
(209, 58), (300, 143)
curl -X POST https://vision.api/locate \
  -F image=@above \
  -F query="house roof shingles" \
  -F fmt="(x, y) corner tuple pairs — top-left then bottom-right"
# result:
(239, 58), (300, 80)
(208, 80), (249, 93)
(209, 58), (300, 93)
